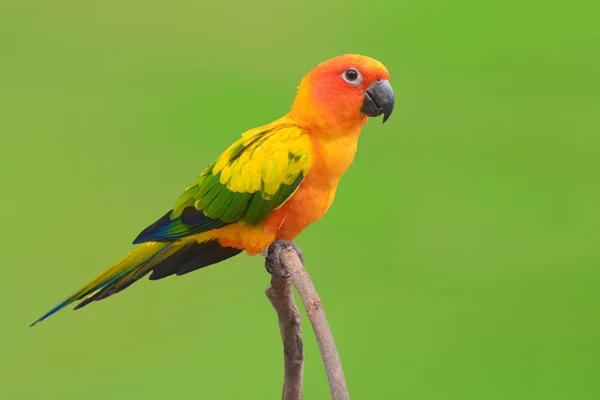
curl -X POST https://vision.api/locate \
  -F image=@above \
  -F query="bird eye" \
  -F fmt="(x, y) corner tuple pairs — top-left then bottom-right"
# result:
(342, 68), (361, 85)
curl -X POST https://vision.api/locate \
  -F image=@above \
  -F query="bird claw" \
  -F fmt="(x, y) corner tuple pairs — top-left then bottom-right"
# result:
(264, 240), (304, 278)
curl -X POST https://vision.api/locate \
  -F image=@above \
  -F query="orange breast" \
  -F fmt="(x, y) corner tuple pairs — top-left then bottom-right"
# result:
(265, 130), (361, 241)
(204, 130), (361, 255)
(265, 178), (335, 241)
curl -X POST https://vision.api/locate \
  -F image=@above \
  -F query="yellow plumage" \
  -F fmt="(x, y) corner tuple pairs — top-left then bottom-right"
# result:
(31, 54), (394, 326)
(211, 119), (312, 196)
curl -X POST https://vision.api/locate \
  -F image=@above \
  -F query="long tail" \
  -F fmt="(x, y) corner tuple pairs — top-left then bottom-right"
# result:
(30, 239), (242, 327)
(30, 242), (173, 327)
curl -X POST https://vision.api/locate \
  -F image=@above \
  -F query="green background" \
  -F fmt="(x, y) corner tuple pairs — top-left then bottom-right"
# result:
(1, 1), (598, 399)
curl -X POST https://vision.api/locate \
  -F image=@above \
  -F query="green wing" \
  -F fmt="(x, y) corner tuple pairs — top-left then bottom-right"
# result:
(134, 122), (312, 244)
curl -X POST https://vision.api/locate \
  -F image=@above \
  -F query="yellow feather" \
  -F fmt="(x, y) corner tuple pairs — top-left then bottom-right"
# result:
(219, 164), (232, 184)
(184, 119), (313, 212)
(262, 160), (281, 195)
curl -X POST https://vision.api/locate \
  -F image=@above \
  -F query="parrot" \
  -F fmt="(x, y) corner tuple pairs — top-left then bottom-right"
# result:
(31, 54), (394, 326)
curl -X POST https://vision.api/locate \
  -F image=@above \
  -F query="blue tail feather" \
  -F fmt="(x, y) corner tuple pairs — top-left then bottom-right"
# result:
(30, 243), (173, 327)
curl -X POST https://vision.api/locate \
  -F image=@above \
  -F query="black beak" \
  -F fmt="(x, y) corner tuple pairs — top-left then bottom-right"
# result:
(361, 80), (395, 123)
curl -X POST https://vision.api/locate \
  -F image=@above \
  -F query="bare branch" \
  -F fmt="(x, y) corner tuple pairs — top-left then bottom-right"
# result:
(280, 247), (350, 400)
(266, 275), (304, 400)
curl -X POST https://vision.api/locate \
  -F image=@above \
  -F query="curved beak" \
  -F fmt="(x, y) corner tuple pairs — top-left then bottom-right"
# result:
(361, 80), (395, 123)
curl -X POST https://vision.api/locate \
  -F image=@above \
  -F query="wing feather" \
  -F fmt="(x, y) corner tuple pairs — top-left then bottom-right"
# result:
(134, 121), (312, 243)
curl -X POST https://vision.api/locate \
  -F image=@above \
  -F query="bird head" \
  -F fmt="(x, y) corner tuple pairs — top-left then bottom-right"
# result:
(290, 54), (394, 135)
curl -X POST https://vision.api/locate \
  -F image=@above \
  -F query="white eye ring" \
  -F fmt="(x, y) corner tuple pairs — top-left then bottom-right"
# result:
(342, 68), (362, 86)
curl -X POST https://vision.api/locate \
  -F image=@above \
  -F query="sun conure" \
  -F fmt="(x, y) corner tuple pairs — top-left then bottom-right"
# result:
(31, 54), (394, 326)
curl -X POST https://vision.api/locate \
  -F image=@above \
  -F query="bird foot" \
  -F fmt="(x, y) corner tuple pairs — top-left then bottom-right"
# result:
(264, 240), (304, 278)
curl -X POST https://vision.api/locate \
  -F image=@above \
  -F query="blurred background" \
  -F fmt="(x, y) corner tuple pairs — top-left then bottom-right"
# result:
(1, 1), (598, 399)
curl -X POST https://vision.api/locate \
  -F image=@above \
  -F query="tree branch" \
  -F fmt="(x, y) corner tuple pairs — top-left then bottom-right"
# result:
(280, 247), (350, 400)
(266, 275), (304, 400)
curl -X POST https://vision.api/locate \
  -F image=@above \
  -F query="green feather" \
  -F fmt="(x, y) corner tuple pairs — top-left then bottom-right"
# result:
(172, 186), (199, 215)
(274, 174), (303, 208)
(194, 174), (220, 201)
(241, 192), (265, 224)
(228, 143), (246, 162)
(254, 196), (276, 223)
(221, 192), (251, 222)
(204, 187), (236, 219)
(195, 183), (224, 210)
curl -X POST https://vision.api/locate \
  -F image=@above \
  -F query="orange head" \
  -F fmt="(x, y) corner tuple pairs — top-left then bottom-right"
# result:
(289, 54), (394, 135)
